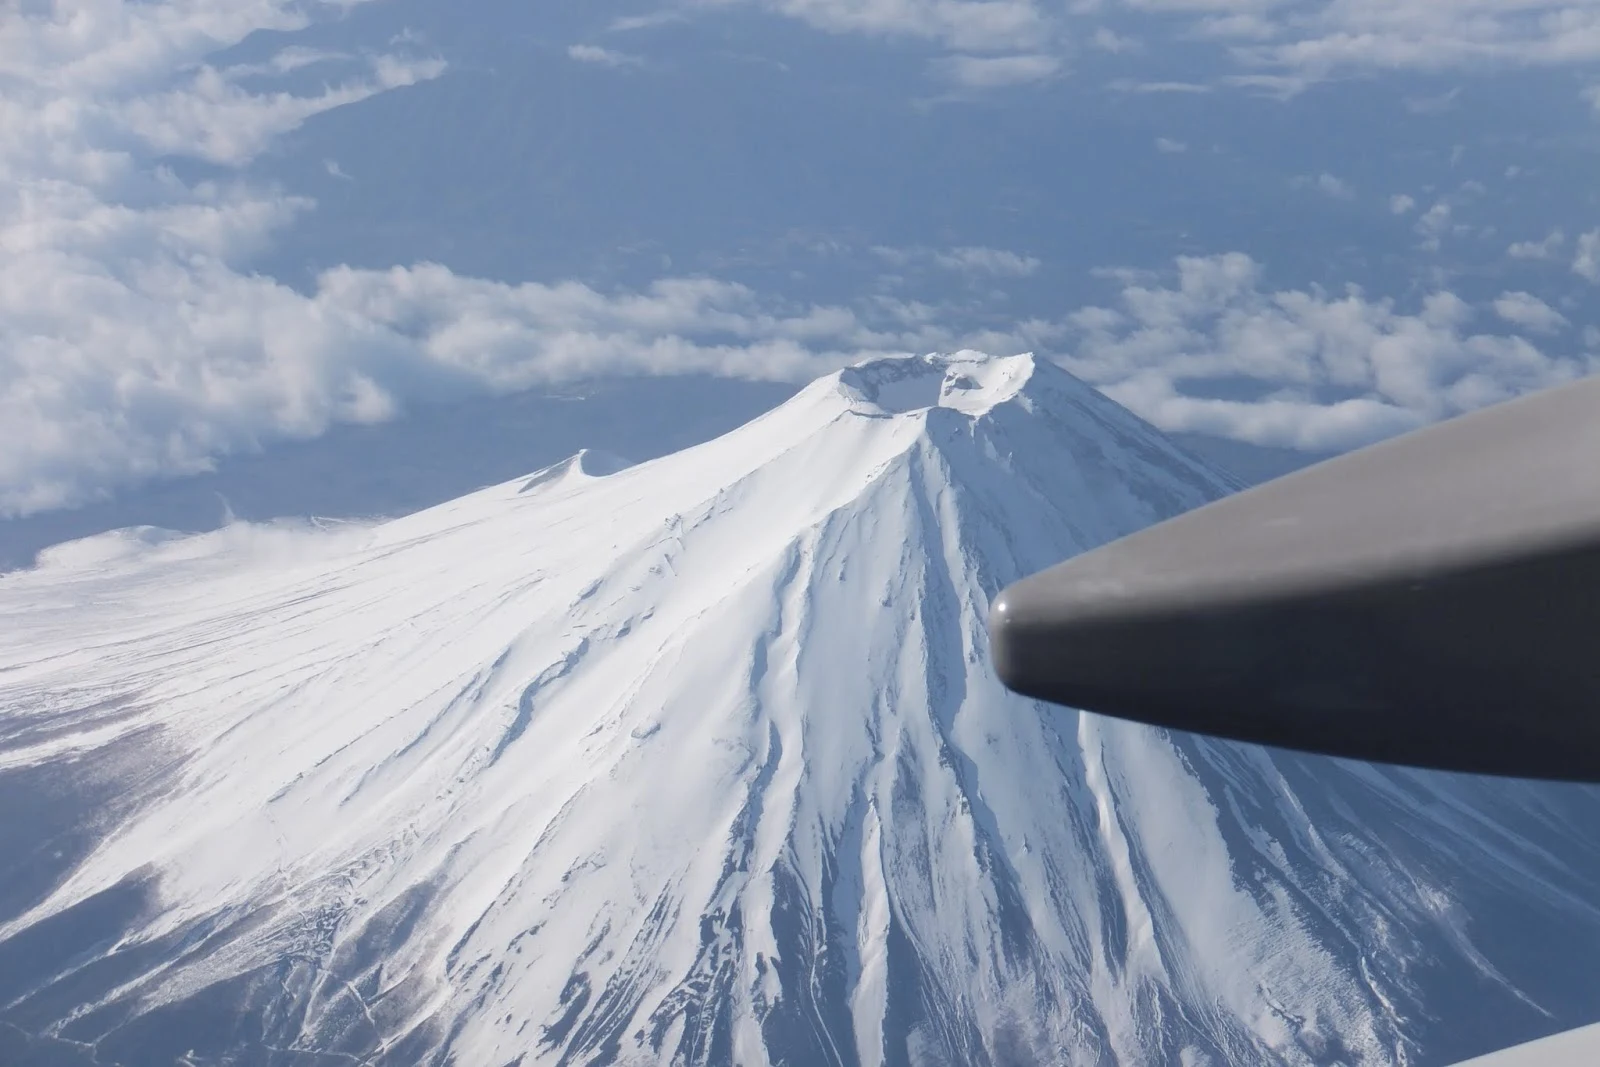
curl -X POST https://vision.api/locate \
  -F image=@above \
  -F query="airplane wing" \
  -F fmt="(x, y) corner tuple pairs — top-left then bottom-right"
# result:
(1448, 1022), (1600, 1066)
(989, 372), (1600, 781)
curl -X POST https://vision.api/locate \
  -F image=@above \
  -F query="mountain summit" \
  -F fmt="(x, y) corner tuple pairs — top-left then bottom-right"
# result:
(2, 353), (1599, 1067)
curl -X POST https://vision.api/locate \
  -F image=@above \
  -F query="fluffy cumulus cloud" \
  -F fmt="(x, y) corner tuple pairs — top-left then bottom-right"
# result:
(1055, 254), (1591, 451)
(0, 0), (931, 518)
(1575, 229), (1600, 282)
(1294, 172), (1353, 199)
(1508, 228), (1566, 260)
(1413, 200), (1461, 251)
(6, 0), (1593, 518)
(1493, 291), (1569, 333)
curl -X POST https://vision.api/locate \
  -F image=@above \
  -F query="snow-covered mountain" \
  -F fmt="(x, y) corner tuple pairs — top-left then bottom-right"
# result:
(2, 352), (1599, 1067)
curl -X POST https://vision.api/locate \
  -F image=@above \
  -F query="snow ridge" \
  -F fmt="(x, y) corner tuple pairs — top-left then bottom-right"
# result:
(1, 353), (1599, 1067)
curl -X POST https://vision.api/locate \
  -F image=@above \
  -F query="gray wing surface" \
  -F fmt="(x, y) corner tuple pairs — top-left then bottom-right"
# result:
(989, 373), (1600, 781)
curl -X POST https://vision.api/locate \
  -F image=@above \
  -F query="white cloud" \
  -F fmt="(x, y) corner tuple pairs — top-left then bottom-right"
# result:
(609, 10), (689, 31)
(1405, 86), (1461, 114)
(1575, 229), (1600, 282)
(2, 246), (940, 517)
(0, 0), (924, 518)
(869, 245), (915, 267)
(1220, 72), (1311, 99)
(755, 0), (1056, 51)
(0, 1), (313, 92)
(1585, 85), (1600, 112)
(873, 244), (1041, 275)
(1108, 78), (1212, 93)
(1507, 228), (1565, 260)
(1155, 137), (1188, 153)
(223, 46), (352, 79)
(1493, 291), (1568, 334)
(1087, 1), (1600, 86)
(1092, 27), (1141, 52)
(1193, 12), (1279, 42)
(6, 0), (1591, 518)
(933, 245), (1042, 275)
(1232, 1), (1600, 79)
(933, 52), (1062, 86)
(115, 56), (446, 167)
(1058, 253), (1587, 451)
(650, 0), (1600, 88)
(1414, 200), (1454, 251)
(1294, 172), (1353, 199)
(567, 44), (645, 67)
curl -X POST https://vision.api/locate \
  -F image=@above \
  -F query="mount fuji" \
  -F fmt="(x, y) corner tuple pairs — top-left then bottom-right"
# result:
(2, 352), (1599, 1067)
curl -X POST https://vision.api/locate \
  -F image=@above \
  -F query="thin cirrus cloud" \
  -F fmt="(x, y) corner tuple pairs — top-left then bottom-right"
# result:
(933, 246), (1043, 275)
(567, 44), (647, 67)
(222, 46), (353, 79)
(1090, 27), (1142, 53)
(872, 244), (1042, 276)
(702, 0), (1068, 86)
(1109, 79), (1213, 93)
(1209, 0), (1600, 80)
(718, 0), (1600, 87)
(754, 0), (1056, 51)
(932, 52), (1063, 87)
(117, 56), (447, 167)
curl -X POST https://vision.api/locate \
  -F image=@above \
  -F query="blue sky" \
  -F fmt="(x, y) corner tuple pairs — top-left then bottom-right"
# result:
(4, 0), (1600, 520)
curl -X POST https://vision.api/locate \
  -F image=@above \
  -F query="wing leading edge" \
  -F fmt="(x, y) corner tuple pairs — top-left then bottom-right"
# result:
(989, 374), (1600, 782)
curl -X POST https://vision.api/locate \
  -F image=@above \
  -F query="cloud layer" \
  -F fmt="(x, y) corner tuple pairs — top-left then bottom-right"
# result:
(708, 0), (1600, 88)
(0, 0), (942, 518)
(4, 0), (1594, 518)
(1227, 0), (1600, 79)
(1059, 254), (1592, 451)
(751, 0), (1056, 51)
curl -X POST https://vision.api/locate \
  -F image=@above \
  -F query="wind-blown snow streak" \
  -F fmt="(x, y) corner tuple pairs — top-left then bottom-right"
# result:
(1, 353), (1599, 1066)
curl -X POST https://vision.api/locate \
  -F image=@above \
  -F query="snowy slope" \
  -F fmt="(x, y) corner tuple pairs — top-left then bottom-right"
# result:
(2, 352), (1600, 1067)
